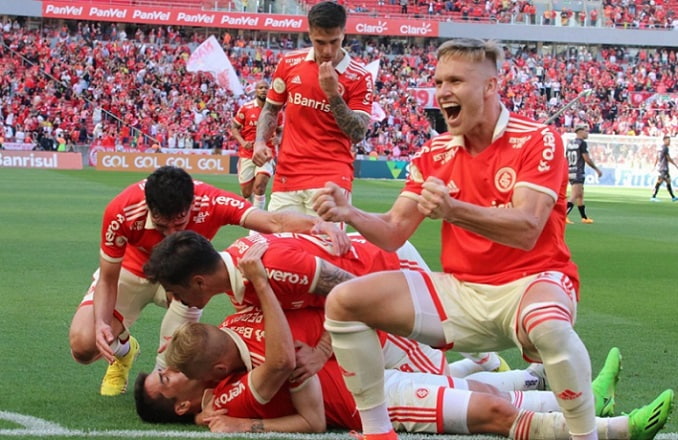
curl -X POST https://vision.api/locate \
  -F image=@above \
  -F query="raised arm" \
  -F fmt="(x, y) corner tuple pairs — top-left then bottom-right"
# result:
(238, 241), (295, 401)
(313, 182), (424, 251)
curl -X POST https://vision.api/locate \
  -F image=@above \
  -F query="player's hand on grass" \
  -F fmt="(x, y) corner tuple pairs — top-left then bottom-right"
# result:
(207, 414), (260, 433)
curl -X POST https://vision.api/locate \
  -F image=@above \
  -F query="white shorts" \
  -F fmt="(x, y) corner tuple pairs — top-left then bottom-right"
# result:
(384, 369), (470, 434)
(407, 270), (577, 359)
(269, 187), (352, 219)
(238, 157), (274, 185)
(79, 267), (168, 328)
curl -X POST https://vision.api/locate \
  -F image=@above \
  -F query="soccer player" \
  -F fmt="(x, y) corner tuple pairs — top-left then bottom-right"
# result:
(68, 165), (348, 396)
(312, 38), (631, 440)
(145, 229), (511, 381)
(565, 124), (602, 224)
(649, 135), (678, 202)
(232, 80), (283, 210)
(252, 1), (372, 220)
(135, 299), (672, 439)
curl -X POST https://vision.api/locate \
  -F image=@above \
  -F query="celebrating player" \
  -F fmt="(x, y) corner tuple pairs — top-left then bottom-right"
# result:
(232, 80), (283, 210)
(311, 38), (659, 440)
(68, 165), (348, 396)
(252, 1), (373, 220)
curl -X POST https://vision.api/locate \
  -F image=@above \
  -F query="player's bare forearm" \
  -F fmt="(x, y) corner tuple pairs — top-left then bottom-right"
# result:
(328, 95), (369, 143)
(313, 260), (355, 296)
(255, 103), (281, 143)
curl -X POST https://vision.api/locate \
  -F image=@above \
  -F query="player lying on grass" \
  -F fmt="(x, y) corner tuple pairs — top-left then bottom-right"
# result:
(68, 165), (350, 397)
(144, 229), (512, 381)
(135, 242), (674, 439)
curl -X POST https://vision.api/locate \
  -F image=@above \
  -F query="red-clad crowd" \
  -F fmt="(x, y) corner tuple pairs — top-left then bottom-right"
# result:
(332, 0), (678, 27)
(0, 19), (676, 160)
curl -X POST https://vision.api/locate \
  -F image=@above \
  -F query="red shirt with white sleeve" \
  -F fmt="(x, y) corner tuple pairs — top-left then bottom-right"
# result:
(233, 99), (282, 159)
(402, 107), (579, 294)
(267, 48), (373, 192)
(100, 179), (254, 278)
(220, 232), (401, 310)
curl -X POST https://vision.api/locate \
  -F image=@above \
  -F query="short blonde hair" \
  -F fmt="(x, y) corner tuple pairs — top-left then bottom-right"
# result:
(166, 322), (224, 379)
(436, 38), (503, 72)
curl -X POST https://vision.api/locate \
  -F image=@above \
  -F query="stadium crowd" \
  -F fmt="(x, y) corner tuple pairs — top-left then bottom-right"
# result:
(320, 0), (678, 28)
(0, 18), (676, 160)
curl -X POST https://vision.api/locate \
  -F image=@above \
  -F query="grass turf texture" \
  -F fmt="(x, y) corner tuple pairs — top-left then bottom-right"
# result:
(0, 168), (676, 440)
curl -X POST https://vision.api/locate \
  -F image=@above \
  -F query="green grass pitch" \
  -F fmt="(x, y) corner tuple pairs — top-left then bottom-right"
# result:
(0, 168), (675, 439)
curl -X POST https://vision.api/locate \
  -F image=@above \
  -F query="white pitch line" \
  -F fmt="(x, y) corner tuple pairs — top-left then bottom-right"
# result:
(2, 410), (677, 439)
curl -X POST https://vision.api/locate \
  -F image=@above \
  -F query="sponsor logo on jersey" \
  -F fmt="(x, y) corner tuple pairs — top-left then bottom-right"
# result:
(416, 388), (430, 399)
(494, 167), (516, 193)
(193, 212), (209, 224)
(214, 381), (246, 408)
(509, 136), (530, 149)
(447, 179), (460, 195)
(538, 127), (557, 173)
(287, 92), (331, 113)
(104, 214), (126, 247)
(266, 268), (309, 285)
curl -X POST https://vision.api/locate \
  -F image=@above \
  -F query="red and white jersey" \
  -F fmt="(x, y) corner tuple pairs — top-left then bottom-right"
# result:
(100, 180), (254, 277)
(267, 48), (373, 192)
(220, 232), (403, 310)
(211, 308), (361, 429)
(210, 308), (452, 431)
(402, 107), (579, 293)
(233, 99), (282, 159)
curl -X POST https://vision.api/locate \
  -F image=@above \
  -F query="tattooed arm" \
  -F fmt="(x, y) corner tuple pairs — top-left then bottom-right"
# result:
(253, 102), (282, 166)
(311, 258), (355, 296)
(328, 95), (371, 143)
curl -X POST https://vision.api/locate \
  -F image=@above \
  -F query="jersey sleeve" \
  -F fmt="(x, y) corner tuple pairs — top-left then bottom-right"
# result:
(513, 126), (566, 201)
(267, 58), (288, 106)
(233, 106), (246, 128)
(99, 196), (131, 263)
(346, 70), (373, 115)
(199, 183), (255, 227)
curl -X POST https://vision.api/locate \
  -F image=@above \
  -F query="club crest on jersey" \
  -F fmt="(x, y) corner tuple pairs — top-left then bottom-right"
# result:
(273, 77), (286, 94)
(494, 167), (516, 193)
(337, 83), (345, 96)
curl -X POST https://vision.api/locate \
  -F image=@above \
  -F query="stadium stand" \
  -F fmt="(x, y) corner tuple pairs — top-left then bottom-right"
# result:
(0, 13), (676, 159)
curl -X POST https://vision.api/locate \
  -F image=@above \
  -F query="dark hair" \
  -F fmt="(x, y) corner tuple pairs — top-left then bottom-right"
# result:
(144, 230), (222, 286)
(144, 166), (194, 219)
(133, 372), (194, 424)
(308, 1), (347, 30)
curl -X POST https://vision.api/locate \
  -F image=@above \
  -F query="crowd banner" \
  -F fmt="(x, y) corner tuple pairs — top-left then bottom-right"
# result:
(0, 151), (83, 169)
(95, 151), (235, 174)
(41, 1), (439, 37)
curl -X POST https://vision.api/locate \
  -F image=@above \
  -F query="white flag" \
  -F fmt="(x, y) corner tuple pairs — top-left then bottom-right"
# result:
(186, 36), (244, 96)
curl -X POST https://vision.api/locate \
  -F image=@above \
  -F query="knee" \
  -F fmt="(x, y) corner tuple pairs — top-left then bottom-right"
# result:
(69, 332), (99, 364)
(325, 282), (359, 320)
